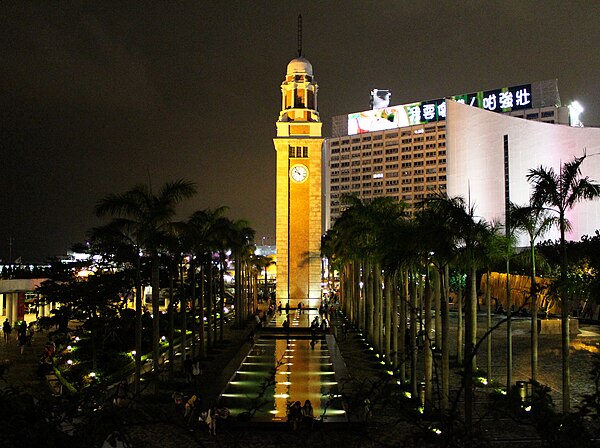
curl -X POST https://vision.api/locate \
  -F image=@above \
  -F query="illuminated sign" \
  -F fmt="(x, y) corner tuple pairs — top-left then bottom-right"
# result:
(370, 89), (392, 110)
(348, 84), (533, 134)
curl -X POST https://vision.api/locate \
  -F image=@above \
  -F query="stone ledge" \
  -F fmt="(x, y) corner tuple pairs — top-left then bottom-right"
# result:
(539, 318), (579, 335)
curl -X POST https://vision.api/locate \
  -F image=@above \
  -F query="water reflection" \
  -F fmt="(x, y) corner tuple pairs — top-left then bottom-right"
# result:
(220, 337), (345, 422)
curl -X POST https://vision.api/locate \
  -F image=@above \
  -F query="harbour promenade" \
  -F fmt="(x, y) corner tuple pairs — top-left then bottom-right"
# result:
(2, 308), (600, 446)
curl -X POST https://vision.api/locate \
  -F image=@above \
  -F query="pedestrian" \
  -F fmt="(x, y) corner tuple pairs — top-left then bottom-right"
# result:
(282, 318), (290, 337)
(192, 358), (202, 378)
(113, 378), (128, 407)
(206, 405), (217, 435)
(18, 321), (27, 354)
(301, 399), (314, 428)
(2, 319), (11, 344)
(288, 401), (302, 430)
(183, 355), (193, 383)
(26, 322), (35, 346)
(364, 397), (372, 421)
(184, 394), (199, 420)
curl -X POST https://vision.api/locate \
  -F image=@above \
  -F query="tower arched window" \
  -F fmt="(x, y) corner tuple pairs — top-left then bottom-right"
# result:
(294, 89), (305, 108)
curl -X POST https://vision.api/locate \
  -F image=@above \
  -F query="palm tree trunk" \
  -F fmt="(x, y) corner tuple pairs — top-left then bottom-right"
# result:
(373, 267), (381, 353)
(358, 262), (365, 332)
(398, 270), (408, 381)
(392, 273), (399, 371)
(254, 270), (258, 315)
(367, 265), (374, 343)
(434, 268), (441, 350)
(134, 254), (142, 396)
(486, 269), (492, 382)
(441, 265), (450, 410)
(235, 251), (242, 327)
(457, 279), (463, 363)
(190, 258), (197, 358)
(219, 258), (225, 342)
(213, 265), (218, 343)
(384, 272), (392, 364)
(470, 266), (477, 370)
(180, 262), (187, 360)
(530, 242), (538, 382)
(506, 260), (513, 390)
(152, 253), (161, 374)
(198, 263), (206, 358)
(560, 213), (570, 413)
(168, 268), (175, 378)
(424, 268), (433, 409)
(91, 310), (97, 372)
(410, 269), (418, 398)
(207, 263), (213, 348)
(464, 265), (476, 442)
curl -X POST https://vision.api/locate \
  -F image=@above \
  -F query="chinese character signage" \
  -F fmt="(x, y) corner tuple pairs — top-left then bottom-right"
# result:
(348, 83), (533, 134)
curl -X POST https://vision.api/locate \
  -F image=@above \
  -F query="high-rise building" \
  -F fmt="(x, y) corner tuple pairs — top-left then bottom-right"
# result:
(447, 99), (600, 246)
(324, 79), (571, 230)
(273, 55), (324, 307)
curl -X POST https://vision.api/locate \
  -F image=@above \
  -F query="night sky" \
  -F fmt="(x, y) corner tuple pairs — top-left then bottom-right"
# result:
(2, 2), (600, 262)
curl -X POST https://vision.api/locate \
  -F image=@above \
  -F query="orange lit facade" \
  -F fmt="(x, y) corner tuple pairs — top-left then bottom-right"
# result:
(274, 57), (324, 308)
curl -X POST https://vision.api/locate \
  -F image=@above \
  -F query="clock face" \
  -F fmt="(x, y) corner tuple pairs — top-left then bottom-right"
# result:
(290, 164), (309, 183)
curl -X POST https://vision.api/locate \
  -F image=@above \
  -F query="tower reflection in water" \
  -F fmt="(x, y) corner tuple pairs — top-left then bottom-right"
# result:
(220, 337), (346, 422)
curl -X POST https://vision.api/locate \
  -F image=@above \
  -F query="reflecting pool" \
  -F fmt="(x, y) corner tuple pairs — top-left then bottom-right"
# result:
(219, 336), (346, 422)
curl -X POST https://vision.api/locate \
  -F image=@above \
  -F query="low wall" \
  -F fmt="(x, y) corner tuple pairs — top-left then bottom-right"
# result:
(539, 318), (579, 335)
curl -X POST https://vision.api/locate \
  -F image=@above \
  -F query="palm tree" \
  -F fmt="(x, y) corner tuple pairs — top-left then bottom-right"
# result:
(416, 196), (461, 410)
(478, 222), (506, 383)
(95, 179), (196, 389)
(510, 203), (556, 382)
(527, 153), (600, 413)
(186, 207), (229, 355)
(161, 234), (184, 377)
(253, 254), (275, 300)
(424, 194), (491, 430)
(230, 221), (256, 327)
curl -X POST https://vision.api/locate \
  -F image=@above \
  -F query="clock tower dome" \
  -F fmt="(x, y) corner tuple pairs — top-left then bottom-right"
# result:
(273, 44), (324, 308)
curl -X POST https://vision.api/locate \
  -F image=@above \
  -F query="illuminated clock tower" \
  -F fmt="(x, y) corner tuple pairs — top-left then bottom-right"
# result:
(273, 47), (324, 308)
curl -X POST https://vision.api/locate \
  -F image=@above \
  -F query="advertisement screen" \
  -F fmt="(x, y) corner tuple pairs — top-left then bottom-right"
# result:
(348, 83), (533, 134)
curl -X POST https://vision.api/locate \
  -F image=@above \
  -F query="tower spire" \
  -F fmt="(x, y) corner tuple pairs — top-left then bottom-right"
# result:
(297, 14), (302, 57)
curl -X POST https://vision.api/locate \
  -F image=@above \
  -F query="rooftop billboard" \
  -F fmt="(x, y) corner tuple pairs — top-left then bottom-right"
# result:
(348, 83), (533, 135)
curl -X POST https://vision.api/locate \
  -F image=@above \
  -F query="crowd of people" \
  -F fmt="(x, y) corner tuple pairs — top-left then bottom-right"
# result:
(172, 391), (230, 435)
(2, 318), (35, 354)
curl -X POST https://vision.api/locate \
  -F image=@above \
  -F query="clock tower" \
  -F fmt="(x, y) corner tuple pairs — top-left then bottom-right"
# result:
(273, 51), (324, 308)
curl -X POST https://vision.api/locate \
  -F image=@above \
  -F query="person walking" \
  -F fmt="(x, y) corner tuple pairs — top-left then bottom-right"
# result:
(26, 321), (35, 346)
(2, 319), (11, 344)
(17, 321), (27, 354)
(113, 378), (129, 407)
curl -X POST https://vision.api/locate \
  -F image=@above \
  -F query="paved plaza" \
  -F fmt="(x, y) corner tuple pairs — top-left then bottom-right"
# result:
(2, 308), (600, 446)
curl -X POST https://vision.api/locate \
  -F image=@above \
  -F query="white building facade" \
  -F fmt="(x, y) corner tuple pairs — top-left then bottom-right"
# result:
(324, 79), (572, 230)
